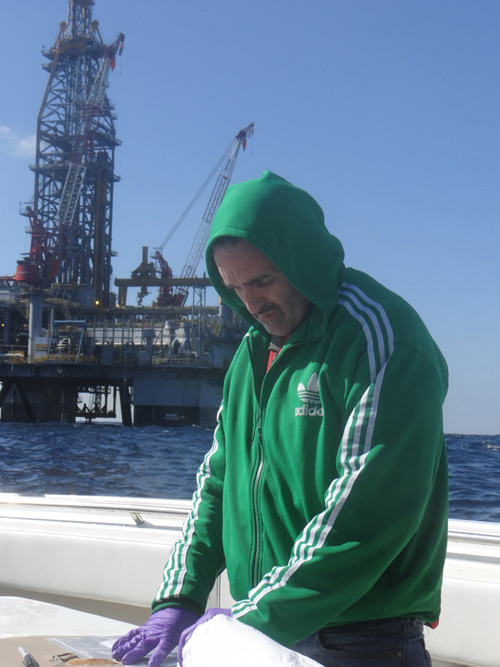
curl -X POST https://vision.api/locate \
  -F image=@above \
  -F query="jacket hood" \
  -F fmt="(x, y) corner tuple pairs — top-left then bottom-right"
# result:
(205, 171), (345, 332)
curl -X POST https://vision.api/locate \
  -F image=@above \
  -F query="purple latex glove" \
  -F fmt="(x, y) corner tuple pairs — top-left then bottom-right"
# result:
(111, 607), (199, 667)
(177, 608), (232, 666)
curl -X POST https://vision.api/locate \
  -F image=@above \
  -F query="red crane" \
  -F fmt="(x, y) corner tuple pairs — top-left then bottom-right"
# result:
(154, 122), (254, 307)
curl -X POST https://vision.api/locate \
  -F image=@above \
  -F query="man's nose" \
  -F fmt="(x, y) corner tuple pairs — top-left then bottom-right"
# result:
(239, 286), (265, 313)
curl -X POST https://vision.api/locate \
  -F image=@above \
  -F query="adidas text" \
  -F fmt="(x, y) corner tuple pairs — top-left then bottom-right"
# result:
(295, 405), (324, 417)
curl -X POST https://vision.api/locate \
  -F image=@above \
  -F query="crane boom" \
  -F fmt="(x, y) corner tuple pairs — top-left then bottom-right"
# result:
(172, 122), (254, 305)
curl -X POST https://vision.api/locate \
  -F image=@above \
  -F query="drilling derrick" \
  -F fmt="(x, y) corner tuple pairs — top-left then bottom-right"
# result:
(17, 0), (124, 307)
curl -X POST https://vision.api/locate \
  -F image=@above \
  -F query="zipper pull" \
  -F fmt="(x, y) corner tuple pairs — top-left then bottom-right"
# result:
(250, 419), (260, 447)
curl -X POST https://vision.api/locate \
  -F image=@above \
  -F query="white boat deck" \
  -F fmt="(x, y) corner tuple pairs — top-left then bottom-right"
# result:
(1, 494), (499, 667)
(0, 596), (134, 638)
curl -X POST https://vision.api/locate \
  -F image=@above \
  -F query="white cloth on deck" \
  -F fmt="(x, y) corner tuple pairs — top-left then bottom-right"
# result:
(182, 614), (322, 667)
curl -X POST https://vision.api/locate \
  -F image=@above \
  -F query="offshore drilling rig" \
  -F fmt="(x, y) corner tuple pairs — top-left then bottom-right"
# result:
(0, 0), (252, 426)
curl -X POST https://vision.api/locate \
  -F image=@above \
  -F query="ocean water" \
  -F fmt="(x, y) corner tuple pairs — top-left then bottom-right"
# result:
(0, 424), (499, 523)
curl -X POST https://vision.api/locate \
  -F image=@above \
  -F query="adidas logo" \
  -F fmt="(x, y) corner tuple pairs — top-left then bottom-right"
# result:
(295, 372), (324, 417)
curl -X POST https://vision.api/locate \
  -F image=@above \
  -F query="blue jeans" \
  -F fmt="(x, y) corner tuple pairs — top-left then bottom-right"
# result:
(290, 618), (432, 666)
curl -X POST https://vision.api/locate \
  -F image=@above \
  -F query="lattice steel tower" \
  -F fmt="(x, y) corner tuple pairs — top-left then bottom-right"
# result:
(19, 0), (124, 307)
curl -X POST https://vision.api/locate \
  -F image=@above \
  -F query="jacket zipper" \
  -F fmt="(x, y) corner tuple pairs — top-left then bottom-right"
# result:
(248, 337), (292, 587)
(251, 420), (264, 586)
(248, 336), (294, 588)
(248, 336), (266, 586)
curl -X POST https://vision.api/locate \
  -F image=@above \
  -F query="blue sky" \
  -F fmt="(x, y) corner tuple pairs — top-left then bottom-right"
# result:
(0, 0), (499, 435)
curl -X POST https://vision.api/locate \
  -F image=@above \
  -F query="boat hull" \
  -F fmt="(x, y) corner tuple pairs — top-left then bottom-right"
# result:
(1, 494), (499, 666)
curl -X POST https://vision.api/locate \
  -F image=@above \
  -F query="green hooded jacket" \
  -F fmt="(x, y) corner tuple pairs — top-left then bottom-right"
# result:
(153, 171), (449, 647)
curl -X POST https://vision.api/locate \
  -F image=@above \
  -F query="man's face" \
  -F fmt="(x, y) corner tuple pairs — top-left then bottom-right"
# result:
(213, 239), (312, 336)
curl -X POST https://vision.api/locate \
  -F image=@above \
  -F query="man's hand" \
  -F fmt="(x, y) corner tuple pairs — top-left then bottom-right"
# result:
(177, 608), (232, 666)
(111, 607), (199, 667)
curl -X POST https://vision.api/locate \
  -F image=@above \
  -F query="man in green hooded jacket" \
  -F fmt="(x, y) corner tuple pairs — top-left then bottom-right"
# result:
(113, 171), (448, 667)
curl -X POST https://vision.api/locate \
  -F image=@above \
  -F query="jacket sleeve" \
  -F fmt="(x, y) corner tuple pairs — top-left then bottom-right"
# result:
(152, 405), (228, 616)
(231, 342), (448, 646)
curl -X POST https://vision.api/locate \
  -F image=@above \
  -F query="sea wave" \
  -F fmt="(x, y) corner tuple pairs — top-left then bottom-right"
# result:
(0, 425), (499, 523)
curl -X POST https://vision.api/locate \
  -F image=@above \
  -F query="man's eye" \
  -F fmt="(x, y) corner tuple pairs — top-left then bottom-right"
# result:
(229, 277), (275, 293)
